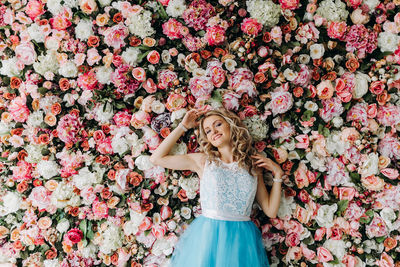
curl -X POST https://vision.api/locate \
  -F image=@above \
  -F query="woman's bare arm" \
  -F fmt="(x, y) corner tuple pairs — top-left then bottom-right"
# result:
(254, 167), (282, 218)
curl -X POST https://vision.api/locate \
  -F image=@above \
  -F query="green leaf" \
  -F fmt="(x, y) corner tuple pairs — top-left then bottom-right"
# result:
(302, 110), (313, 121)
(336, 200), (349, 215)
(79, 219), (87, 238)
(157, 1), (168, 20)
(349, 172), (360, 183)
(376, 236), (386, 243)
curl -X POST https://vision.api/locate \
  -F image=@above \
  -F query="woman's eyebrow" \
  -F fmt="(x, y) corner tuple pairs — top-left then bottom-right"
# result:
(204, 120), (221, 130)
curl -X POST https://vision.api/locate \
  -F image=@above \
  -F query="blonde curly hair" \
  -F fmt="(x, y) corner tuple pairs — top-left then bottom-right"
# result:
(196, 107), (258, 178)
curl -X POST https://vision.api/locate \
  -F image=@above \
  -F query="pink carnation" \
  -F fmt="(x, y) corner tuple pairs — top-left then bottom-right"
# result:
(279, 0), (299, 10)
(205, 25), (226, 46)
(240, 18), (263, 36)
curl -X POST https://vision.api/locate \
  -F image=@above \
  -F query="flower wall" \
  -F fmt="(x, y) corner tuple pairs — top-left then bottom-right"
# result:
(1, 0), (400, 266)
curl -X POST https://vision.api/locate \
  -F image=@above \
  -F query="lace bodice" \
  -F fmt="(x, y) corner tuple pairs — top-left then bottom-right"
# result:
(199, 158), (258, 221)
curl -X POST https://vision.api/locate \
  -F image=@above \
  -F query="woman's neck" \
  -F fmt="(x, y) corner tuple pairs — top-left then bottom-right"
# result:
(218, 145), (235, 163)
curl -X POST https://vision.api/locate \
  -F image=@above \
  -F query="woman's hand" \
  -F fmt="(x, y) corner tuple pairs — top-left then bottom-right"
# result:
(181, 106), (208, 130)
(251, 154), (283, 177)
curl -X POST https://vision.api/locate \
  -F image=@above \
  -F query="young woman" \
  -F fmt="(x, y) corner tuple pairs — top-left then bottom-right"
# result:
(149, 106), (283, 267)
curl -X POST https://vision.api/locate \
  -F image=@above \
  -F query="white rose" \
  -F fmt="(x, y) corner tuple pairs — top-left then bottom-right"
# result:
(283, 68), (297, 81)
(315, 204), (337, 228)
(161, 50), (171, 64)
(309, 43), (325, 59)
(350, 8), (369, 24)
(352, 71), (370, 99)
(359, 152), (378, 178)
(151, 100), (165, 114)
(224, 59), (237, 72)
(56, 218), (70, 233)
(331, 116), (343, 128)
(304, 100), (318, 111)
(180, 207), (191, 219)
(135, 155), (154, 170)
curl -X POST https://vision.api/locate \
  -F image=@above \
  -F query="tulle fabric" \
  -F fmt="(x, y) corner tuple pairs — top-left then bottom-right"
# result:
(169, 215), (270, 267)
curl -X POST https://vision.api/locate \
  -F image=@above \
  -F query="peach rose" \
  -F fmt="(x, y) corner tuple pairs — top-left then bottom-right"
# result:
(79, 0), (98, 14)
(361, 175), (385, 191)
(316, 80), (334, 99)
(273, 147), (288, 164)
(294, 162), (309, 189)
(147, 50), (160, 64)
(132, 67), (146, 82)
(38, 217), (52, 230)
(381, 168), (399, 180)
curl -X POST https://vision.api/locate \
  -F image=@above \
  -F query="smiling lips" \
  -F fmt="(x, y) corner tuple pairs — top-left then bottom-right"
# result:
(213, 134), (222, 141)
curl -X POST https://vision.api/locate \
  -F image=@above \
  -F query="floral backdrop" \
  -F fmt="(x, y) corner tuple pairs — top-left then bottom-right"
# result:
(0, 0), (400, 266)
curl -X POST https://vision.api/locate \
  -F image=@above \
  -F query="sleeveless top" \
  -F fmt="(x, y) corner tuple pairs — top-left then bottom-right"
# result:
(199, 158), (258, 221)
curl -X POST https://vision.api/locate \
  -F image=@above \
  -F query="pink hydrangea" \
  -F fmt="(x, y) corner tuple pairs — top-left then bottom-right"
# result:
(240, 18), (263, 36)
(162, 18), (184, 40)
(344, 24), (378, 59)
(205, 25), (226, 46)
(182, 0), (215, 31)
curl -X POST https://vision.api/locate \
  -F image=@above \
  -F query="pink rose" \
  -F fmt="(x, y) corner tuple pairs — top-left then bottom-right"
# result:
(316, 80), (334, 99)
(142, 78), (157, 93)
(295, 206), (312, 224)
(294, 162), (309, 189)
(25, 0), (45, 19)
(205, 25), (226, 46)
(86, 48), (101, 66)
(342, 255), (358, 267)
(65, 228), (83, 244)
(376, 252), (395, 267)
(49, 14), (72, 30)
(314, 228), (326, 241)
(132, 67), (146, 82)
(361, 175), (385, 191)
(151, 223), (167, 239)
(147, 50), (160, 64)
(77, 70), (98, 91)
(241, 18), (263, 36)
(301, 243), (316, 260)
(295, 134), (309, 149)
(327, 21), (347, 40)
(15, 42), (37, 65)
(370, 80), (385, 95)
(139, 216), (153, 231)
(317, 247), (334, 262)
(367, 103), (377, 118)
(380, 168), (399, 180)
(338, 187), (356, 201)
(285, 232), (300, 247)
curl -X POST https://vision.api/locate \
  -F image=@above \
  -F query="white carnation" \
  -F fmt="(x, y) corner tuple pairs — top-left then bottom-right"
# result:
(315, 204), (337, 228)
(63, 0), (78, 8)
(0, 57), (21, 77)
(58, 61), (78, 78)
(316, 0), (349, 22)
(37, 160), (60, 179)
(121, 47), (140, 66)
(127, 10), (155, 39)
(75, 19), (93, 41)
(378, 32), (400, 53)
(331, 116), (343, 128)
(166, 0), (186, 17)
(99, 223), (123, 254)
(246, 0), (281, 27)
(95, 66), (113, 84)
(81, 242), (98, 259)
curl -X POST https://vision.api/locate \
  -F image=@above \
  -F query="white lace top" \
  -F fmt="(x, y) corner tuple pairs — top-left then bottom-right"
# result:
(199, 158), (258, 221)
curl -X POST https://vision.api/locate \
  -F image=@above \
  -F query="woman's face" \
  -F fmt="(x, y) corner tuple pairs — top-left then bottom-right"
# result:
(202, 115), (231, 148)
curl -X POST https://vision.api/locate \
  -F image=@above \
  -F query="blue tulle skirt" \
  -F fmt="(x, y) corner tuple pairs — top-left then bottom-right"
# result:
(169, 215), (270, 267)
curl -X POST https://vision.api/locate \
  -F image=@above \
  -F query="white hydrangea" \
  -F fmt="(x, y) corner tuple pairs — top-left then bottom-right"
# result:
(323, 239), (347, 260)
(95, 102), (114, 123)
(81, 242), (98, 259)
(99, 223), (123, 254)
(75, 19), (94, 41)
(0, 57), (21, 77)
(305, 151), (327, 172)
(43, 259), (60, 267)
(95, 66), (113, 84)
(37, 160), (60, 180)
(242, 115), (268, 142)
(166, 0), (186, 17)
(0, 192), (21, 216)
(24, 144), (46, 163)
(98, 0), (111, 7)
(377, 32), (400, 53)
(316, 0), (349, 22)
(46, 0), (63, 15)
(127, 10), (155, 39)
(246, 0), (281, 27)
(58, 61), (78, 78)
(363, 0), (380, 13)
(63, 0), (78, 8)
(33, 51), (59, 76)
(121, 47), (141, 66)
